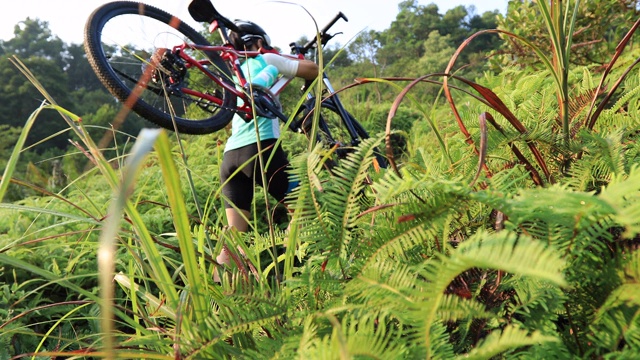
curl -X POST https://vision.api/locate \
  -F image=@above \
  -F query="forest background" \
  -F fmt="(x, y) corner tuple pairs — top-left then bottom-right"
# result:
(0, 0), (504, 191)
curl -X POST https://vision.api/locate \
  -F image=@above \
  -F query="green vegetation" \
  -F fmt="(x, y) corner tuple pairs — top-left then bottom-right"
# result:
(2, 0), (640, 358)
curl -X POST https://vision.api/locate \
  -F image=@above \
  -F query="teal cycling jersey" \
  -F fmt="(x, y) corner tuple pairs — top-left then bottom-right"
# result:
(224, 55), (280, 152)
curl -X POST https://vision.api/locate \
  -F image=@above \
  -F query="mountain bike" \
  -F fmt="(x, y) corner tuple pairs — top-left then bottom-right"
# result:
(83, 0), (387, 168)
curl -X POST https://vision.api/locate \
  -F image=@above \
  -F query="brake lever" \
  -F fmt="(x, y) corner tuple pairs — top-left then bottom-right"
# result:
(322, 32), (342, 46)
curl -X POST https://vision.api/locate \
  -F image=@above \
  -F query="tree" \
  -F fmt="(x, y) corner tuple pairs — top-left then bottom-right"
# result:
(371, 1), (502, 77)
(375, 0), (442, 72)
(497, 0), (639, 68)
(418, 31), (456, 76)
(65, 43), (105, 92)
(0, 18), (77, 151)
(0, 18), (66, 68)
(348, 30), (380, 65)
(0, 56), (70, 150)
(323, 44), (352, 69)
(0, 17), (149, 157)
(461, 9), (502, 63)
(0, 125), (23, 169)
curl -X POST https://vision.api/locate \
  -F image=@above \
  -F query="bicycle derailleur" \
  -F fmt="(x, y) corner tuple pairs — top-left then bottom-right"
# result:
(147, 48), (187, 92)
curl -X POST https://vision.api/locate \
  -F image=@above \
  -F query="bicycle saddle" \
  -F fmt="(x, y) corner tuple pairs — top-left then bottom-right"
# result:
(188, 0), (238, 32)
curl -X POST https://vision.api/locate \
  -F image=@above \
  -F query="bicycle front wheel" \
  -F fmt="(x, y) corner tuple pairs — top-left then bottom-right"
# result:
(84, 1), (236, 134)
(296, 99), (388, 170)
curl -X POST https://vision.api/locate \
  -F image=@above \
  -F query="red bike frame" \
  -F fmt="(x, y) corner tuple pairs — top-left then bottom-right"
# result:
(169, 20), (303, 121)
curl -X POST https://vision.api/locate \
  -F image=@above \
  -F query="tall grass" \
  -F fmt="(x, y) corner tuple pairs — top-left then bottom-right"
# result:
(3, 1), (640, 356)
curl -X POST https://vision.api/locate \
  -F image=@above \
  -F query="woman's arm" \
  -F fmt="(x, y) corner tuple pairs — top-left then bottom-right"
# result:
(262, 53), (319, 80)
(295, 59), (319, 80)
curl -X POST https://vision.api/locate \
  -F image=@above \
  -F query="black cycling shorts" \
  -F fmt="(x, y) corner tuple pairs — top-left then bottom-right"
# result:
(219, 139), (292, 211)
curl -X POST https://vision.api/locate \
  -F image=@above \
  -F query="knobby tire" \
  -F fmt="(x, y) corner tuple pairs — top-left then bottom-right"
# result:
(84, 1), (236, 134)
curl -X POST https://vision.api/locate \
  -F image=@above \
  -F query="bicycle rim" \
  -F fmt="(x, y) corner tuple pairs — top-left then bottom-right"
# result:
(84, 1), (236, 134)
(298, 100), (388, 169)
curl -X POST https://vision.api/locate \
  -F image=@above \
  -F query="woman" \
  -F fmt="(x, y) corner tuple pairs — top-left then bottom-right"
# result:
(216, 20), (318, 273)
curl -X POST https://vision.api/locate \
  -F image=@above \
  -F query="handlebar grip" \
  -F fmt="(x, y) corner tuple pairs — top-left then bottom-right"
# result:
(321, 12), (348, 36)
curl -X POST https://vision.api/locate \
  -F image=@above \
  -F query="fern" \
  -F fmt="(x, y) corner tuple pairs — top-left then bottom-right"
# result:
(605, 79), (640, 116)
(503, 277), (566, 334)
(585, 249), (640, 355)
(287, 135), (389, 277)
(598, 165), (640, 238)
(456, 325), (559, 360)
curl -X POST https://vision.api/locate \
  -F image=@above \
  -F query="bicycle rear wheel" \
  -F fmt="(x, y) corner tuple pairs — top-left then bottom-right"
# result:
(296, 99), (388, 170)
(84, 1), (236, 134)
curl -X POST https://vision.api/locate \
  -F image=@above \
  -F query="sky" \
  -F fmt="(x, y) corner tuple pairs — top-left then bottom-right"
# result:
(2, 0), (509, 51)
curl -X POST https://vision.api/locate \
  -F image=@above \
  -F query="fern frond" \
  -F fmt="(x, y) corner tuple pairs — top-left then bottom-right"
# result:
(333, 227), (566, 358)
(568, 87), (600, 137)
(427, 321), (456, 359)
(511, 71), (552, 105)
(358, 180), (471, 270)
(577, 129), (627, 179)
(343, 314), (407, 359)
(596, 284), (640, 320)
(288, 136), (388, 270)
(588, 303), (640, 354)
(606, 79), (640, 115)
(598, 165), (640, 238)
(345, 260), (418, 313)
(504, 277), (566, 332)
(438, 230), (567, 289)
(455, 325), (559, 360)
(185, 290), (291, 358)
(372, 166), (438, 203)
(327, 134), (387, 236)
(287, 144), (339, 252)
(437, 294), (494, 323)
(471, 184), (615, 249)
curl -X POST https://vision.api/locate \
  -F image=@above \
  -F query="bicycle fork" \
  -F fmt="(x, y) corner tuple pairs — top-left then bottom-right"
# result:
(319, 74), (362, 146)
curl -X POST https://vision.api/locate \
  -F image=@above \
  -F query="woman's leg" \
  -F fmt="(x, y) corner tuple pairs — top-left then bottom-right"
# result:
(225, 208), (250, 232)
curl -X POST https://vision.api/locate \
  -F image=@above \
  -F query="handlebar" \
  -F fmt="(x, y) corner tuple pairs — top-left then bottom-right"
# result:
(296, 12), (348, 54)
